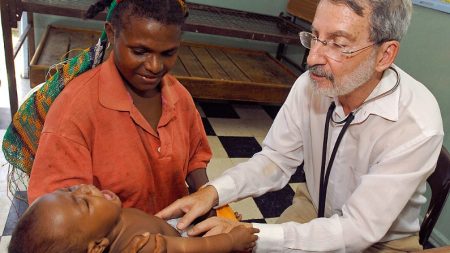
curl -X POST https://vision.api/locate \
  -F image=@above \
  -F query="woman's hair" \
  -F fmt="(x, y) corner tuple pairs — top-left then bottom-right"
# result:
(327, 0), (413, 43)
(86, 0), (187, 34)
(8, 204), (83, 253)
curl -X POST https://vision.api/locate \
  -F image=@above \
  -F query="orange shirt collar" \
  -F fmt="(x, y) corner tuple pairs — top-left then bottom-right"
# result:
(98, 53), (179, 113)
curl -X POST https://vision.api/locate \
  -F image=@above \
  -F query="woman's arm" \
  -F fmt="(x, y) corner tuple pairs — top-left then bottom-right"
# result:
(118, 226), (258, 253)
(186, 168), (209, 193)
(186, 104), (212, 193)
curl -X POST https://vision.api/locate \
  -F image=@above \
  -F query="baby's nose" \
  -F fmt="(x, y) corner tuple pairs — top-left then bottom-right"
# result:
(68, 184), (82, 192)
(73, 184), (93, 195)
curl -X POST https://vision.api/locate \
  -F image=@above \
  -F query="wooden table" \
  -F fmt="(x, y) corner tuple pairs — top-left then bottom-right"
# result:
(1, 0), (311, 117)
(175, 42), (297, 103)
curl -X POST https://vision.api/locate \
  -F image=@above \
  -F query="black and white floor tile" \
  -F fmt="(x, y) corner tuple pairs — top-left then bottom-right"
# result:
(196, 100), (306, 224)
(0, 99), (306, 251)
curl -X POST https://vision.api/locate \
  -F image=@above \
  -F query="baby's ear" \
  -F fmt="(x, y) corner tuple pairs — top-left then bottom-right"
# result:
(87, 238), (110, 253)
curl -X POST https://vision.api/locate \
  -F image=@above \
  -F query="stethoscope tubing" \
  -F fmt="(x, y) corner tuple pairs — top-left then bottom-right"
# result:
(317, 67), (400, 218)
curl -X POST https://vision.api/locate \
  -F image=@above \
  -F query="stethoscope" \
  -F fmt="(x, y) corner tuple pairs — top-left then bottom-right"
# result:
(317, 66), (401, 217)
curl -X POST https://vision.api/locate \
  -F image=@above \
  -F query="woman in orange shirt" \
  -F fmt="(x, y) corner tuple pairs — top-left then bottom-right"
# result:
(27, 0), (212, 215)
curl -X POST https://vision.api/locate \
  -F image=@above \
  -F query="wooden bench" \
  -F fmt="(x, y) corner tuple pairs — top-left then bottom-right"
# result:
(29, 26), (101, 87)
(30, 26), (297, 104)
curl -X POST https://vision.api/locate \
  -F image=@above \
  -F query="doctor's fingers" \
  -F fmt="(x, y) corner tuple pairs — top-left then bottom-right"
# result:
(203, 226), (229, 237)
(189, 217), (237, 236)
(175, 187), (219, 229)
(176, 204), (211, 231)
(155, 197), (188, 220)
(157, 199), (210, 231)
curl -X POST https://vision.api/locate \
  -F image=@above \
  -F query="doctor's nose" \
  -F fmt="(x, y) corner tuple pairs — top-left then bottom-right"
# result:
(307, 46), (328, 67)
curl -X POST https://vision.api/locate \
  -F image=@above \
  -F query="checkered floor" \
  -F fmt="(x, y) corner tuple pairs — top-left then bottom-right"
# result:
(195, 101), (306, 224)
(0, 97), (305, 251)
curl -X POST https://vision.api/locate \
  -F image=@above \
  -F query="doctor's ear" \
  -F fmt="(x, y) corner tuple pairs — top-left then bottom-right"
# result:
(87, 238), (110, 253)
(375, 40), (400, 72)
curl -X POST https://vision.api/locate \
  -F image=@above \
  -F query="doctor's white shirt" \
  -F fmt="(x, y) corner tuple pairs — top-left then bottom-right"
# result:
(209, 65), (444, 252)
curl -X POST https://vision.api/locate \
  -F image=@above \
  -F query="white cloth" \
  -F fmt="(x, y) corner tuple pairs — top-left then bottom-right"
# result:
(167, 218), (189, 237)
(209, 65), (444, 252)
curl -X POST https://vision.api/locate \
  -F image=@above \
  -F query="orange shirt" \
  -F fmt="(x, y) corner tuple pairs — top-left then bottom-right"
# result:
(28, 54), (212, 214)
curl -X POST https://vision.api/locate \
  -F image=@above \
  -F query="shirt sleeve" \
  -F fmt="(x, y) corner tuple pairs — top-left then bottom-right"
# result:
(187, 109), (212, 172)
(28, 132), (93, 204)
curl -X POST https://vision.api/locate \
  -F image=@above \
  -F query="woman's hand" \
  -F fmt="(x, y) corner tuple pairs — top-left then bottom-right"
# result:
(121, 232), (150, 253)
(155, 185), (219, 230)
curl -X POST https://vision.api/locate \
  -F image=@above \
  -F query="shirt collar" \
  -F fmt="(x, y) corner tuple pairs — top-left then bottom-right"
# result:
(333, 66), (400, 124)
(99, 53), (179, 113)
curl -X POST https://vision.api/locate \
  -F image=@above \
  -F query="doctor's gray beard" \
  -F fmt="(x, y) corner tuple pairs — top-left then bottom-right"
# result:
(308, 53), (376, 97)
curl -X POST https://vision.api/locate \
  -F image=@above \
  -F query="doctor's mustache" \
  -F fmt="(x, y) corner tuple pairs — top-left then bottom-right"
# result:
(308, 65), (334, 82)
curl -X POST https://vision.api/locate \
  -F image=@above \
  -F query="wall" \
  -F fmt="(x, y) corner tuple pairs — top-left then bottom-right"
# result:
(395, 5), (450, 151)
(395, 5), (450, 247)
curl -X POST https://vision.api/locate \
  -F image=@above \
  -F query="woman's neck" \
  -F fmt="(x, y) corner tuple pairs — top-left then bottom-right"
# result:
(126, 82), (161, 99)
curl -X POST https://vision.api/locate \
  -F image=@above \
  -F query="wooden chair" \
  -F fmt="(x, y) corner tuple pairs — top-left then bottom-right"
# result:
(419, 146), (450, 246)
(286, 0), (319, 23)
(413, 245), (450, 252)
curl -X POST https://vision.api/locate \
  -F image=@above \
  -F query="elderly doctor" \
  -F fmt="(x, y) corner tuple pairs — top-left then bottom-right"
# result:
(157, 0), (444, 252)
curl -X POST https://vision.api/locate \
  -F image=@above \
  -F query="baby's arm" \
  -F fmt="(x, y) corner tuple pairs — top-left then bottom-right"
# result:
(164, 225), (259, 253)
(134, 225), (259, 253)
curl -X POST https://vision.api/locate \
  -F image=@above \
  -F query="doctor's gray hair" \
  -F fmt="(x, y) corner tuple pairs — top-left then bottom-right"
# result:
(325, 0), (413, 43)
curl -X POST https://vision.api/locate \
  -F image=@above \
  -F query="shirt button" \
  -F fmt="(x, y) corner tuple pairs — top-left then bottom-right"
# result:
(157, 147), (161, 153)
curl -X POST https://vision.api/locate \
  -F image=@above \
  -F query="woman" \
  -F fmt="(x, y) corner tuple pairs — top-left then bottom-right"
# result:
(27, 0), (212, 214)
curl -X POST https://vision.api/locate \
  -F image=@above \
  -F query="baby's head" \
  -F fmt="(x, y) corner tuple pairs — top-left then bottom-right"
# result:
(9, 184), (122, 253)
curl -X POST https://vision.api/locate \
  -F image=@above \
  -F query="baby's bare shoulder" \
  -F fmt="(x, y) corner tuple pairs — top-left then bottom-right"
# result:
(122, 208), (180, 236)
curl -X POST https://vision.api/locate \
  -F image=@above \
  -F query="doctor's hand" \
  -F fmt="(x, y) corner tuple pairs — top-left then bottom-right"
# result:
(155, 185), (219, 230)
(188, 216), (254, 237)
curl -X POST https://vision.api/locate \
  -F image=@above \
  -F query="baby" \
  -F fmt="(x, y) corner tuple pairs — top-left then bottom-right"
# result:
(8, 184), (258, 253)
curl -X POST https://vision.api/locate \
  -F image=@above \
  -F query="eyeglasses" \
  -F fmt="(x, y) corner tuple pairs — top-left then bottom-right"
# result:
(299, 31), (376, 62)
